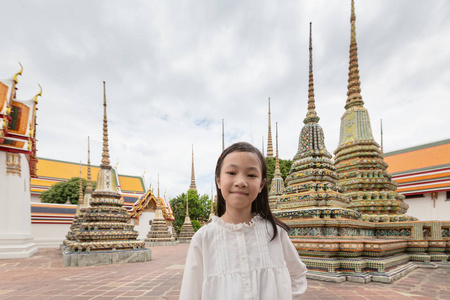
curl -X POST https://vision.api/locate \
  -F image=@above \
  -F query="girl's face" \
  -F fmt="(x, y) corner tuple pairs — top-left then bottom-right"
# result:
(216, 151), (266, 214)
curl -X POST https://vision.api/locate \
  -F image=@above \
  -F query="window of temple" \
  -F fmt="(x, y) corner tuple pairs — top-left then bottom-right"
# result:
(404, 194), (424, 199)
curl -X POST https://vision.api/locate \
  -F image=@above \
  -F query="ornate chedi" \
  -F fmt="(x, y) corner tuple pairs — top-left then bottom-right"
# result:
(62, 82), (149, 266)
(275, 23), (359, 222)
(178, 193), (195, 243)
(333, 0), (416, 223)
(268, 122), (286, 209)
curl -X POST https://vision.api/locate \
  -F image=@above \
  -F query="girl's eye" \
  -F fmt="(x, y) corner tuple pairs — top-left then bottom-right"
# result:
(248, 174), (257, 178)
(226, 171), (236, 175)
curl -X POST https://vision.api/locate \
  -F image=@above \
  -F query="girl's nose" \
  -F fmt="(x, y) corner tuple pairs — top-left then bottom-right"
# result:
(235, 176), (248, 187)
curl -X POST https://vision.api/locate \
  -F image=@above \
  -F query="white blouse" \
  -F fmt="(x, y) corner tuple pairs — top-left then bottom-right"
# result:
(180, 215), (307, 300)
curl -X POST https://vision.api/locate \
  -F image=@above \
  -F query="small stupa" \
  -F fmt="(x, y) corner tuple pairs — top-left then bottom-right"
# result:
(178, 193), (195, 243)
(189, 145), (197, 191)
(145, 176), (177, 246)
(65, 163), (85, 241)
(268, 122), (285, 209)
(333, 0), (416, 223)
(62, 82), (150, 266)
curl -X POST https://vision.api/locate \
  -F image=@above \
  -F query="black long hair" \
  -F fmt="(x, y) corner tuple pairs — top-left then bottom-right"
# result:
(215, 142), (289, 240)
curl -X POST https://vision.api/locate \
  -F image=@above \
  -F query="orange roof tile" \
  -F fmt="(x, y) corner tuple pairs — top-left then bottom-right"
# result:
(385, 140), (450, 174)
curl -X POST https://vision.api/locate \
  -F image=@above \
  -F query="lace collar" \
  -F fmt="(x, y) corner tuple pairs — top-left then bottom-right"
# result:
(212, 215), (262, 231)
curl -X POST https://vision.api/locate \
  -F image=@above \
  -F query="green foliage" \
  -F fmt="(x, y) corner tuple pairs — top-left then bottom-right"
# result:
(266, 157), (293, 186)
(40, 177), (96, 204)
(170, 189), (211, 236)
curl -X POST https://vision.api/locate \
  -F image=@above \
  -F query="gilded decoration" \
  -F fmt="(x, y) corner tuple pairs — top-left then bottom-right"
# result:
(6, 153), (21, 176)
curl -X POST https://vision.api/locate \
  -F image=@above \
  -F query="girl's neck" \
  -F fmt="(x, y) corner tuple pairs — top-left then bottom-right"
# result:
(221, 209), (254, 225)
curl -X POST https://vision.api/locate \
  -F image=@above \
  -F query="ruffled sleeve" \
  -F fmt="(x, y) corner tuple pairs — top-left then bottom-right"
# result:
(179, 233), (203, 300)
(280, 229), (308, 299)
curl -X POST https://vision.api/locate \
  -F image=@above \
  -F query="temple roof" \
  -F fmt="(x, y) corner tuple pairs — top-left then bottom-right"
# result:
(30, 157), (146, 195)
(385, 139), (450, 195)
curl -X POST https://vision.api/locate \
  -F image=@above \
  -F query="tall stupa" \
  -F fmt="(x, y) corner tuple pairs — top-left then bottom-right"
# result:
(333, 0), (416, 222)
(62, 82), (150, 266)
(274, 22), (359, 221)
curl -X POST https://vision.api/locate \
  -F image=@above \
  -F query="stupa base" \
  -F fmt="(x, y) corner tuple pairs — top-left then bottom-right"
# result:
(61, 246), (151, 267)
(178, 238), (192, 243)
(145, 240), (179, 247)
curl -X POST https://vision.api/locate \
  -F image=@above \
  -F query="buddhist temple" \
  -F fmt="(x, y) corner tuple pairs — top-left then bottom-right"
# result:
(384, 139), (450, 221)
(178, 193), (195, 243)
(268, 122), (285, 209)
(0, 65), (39, 258)
(61, 82), (150, 266)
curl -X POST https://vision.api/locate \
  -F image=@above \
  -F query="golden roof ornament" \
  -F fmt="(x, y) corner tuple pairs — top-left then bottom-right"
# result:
(13, 62), (23, 84)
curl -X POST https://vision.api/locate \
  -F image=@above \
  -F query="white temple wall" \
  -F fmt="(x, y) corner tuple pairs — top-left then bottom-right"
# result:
(0, 152), (37, 259)
(134, 211), (155, 240)
(31, 223), (71, 248)
(404, 191), (450, 221)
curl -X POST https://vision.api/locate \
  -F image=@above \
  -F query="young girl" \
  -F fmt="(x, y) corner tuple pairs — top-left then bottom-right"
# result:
(180, 142), (307, 300)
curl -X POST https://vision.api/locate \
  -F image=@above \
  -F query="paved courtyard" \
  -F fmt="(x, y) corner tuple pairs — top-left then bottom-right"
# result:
(0, 244), (449, 300)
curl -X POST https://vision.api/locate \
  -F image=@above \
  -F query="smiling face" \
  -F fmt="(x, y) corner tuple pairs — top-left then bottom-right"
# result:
(216, 151), (266, 215)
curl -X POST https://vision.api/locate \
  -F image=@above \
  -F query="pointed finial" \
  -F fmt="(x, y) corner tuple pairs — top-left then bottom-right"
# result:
(86, 136), (92, 194)
(222, 119), (225, 151)
(78, 161), (84, 205)
(34, 84), (42, 104)
(304, 22), (320, 124)
(13, 62), (23, 83)
(186, 192), (189, 216)
(345, 0), (364, 110)
(101, 81), (111, 168)
(380, 119), (384, 154)
(157, 174), (160, 198)
(267, 98), (274, 157)
(189, 145), (197, 191)
(274, 122), (281, 176)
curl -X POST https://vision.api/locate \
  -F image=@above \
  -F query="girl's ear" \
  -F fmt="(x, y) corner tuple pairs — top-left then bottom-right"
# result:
(260, 179), (266, 192)
(216, 177), (221, 189)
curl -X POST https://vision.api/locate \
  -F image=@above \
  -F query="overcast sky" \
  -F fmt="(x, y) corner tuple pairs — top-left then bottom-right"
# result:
(2, 0), (449, 199)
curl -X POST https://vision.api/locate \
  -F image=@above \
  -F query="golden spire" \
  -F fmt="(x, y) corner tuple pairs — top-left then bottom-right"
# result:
(304, 22), (320, 124)
(266, 98), (274, 157)
(189, 145), (197, 191)
(86, 136), (92, 194)
(157, 174), (160, 198)
(78, 162), (84, 206)
(274, 122), (281, 176)
(13, 62), (23, 84)
(101, 81), (111, 168)
(345, 0), (364, 110)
